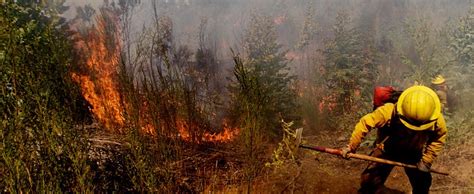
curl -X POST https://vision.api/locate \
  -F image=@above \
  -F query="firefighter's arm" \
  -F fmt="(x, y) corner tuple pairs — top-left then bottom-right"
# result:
(422, 115), (448, 164)
(347, 103), (393, 152)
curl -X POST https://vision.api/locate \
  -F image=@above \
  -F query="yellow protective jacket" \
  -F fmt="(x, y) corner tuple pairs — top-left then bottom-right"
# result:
(348, 103), (447, 164)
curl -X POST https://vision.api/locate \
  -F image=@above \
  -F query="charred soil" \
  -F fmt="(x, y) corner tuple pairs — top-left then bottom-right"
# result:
(252, 129), (474, 194)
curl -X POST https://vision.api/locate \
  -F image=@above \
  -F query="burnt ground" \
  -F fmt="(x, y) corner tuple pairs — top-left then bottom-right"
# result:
(251, 129), (474, 194)
(88, 126), (473, 193)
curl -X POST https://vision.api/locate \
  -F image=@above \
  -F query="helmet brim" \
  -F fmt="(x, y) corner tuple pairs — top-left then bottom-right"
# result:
(397, 85), (441, 131)
(431, 80), (445, 85)
(400, 119), (436, 131)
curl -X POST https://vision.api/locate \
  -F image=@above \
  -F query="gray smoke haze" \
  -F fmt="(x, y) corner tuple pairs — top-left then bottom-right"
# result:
(63, 0), (471, 50)
(63, 0), (472, 84)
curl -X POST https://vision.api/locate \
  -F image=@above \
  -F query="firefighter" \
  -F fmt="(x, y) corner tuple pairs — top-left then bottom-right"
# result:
(431, 75), (449, 112)
(341, 85), (447, 194)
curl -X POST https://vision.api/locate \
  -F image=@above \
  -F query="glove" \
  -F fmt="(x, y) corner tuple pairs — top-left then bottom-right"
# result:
(340, 146), (353, 160)
(416, 160), (431, 173)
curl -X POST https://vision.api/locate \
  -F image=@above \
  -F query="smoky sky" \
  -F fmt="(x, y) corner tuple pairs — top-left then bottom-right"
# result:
(63, 0), (472, 88)
(64, 0), (470, 49)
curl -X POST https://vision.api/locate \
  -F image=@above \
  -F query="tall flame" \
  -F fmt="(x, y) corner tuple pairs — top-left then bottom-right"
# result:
(72, 14), (124, 131)
(72, 13), (240, 142)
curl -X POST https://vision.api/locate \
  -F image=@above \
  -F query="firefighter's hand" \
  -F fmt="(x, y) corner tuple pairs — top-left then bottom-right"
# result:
(417, 161), (431, 173)
(340, 147), (353, 160)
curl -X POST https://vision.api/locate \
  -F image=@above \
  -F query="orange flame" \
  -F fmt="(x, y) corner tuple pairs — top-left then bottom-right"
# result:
(72, 14), (124, 131)
(203, 124), (240, 143)
(177, 119), (240, 143)
(72, 13), (240, 143)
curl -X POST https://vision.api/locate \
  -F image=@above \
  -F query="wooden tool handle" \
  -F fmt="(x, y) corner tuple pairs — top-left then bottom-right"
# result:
(299, 145), (449, 176)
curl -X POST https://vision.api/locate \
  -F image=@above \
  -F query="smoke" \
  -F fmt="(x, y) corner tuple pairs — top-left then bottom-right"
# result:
(62, 0), (472, 85)
(63, 1), (470, 46)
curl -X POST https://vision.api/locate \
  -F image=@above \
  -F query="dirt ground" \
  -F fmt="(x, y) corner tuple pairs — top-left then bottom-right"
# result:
(253, 130), (474, 194)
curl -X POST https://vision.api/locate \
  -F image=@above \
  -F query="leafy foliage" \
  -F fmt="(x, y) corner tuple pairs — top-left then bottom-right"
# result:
(444, 6), (474, 145)
(1, 2), (91, 192)
(449, 6), (473, 68)
(447, 6), (474, 92)
(229, 53), (266, 188)
(400, 17), (448, 84)
(265, 121), (300, 168)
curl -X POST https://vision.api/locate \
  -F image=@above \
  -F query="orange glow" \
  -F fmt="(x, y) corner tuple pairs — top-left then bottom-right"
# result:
(274, 15), (286, 25)
(177, 119), (240, 143)
(72, 14), (239, 143)
(319, 94), (336, 112)
(176, 119), (191, 140)
(203, 124), (240, 143)
(72, 14), (124, 131)
(285, 51), (301, 60)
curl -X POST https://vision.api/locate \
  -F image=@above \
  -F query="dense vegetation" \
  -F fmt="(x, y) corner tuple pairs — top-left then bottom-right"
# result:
(1, 0), (472, 192)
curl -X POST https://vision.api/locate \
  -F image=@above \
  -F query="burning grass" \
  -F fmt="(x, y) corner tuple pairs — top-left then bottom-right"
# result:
(71, 11), (240, 143)
(65, 9), (248, 192)
(71, 13), (124, 131)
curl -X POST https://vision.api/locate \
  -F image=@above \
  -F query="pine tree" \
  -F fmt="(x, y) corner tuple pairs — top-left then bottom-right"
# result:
(322, 11), (375, 115)
(240, 12), (299, 135)
(297, 2), (318, 50)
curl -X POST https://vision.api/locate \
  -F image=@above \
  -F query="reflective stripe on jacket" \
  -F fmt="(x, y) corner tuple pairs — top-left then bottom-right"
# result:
(348, 103), (447, 164)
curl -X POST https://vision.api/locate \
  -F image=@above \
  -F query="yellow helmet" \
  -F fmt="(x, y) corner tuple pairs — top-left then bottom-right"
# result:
(396, 86), (441, 131)
(431, 75), (445, 85)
